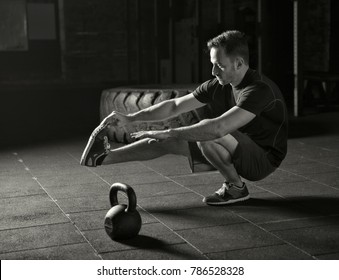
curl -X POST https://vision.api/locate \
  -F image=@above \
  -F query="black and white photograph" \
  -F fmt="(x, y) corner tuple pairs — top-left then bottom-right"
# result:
(1, 0), (339, 278)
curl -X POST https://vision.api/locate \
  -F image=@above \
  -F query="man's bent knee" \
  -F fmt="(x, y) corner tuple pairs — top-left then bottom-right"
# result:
(196, 139), (233, 164)
(197, 134), (239, 156)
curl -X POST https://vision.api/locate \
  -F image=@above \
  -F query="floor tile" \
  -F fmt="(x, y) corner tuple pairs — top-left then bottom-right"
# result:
(287, 194), (339, 215)
(132, 181), (190, 199)
(56, 195), (110, 214)
(260, 215), (339, 232)
(83, 223), (185, 254)
(256, 169), (308, 186)
(206, 244), (313, 260)
(315, 156), (339, 167)
(93, 162), (150, 177)
(273, 224), (339, 256)
(0, 243), (100, 260)
(35, 172), (104, 188)
(287, 144), (339, 159)
(177, 223), (283, 254)
(302, 171), (339, 188)
(256, 180), (339, 198)
(142, 155), (192, 176)
(226, 192), (318, 224)
(0, 194), (68, 230)
(0, 174), (44, 198)
(280, 162), (339, 175)
(170, 172), (224, 187)
(316, 252), (339, 260)
(0, 160), (26, 175)
(150, 206), (245, 230)
(101, 244), (206, 260)
(281, 153), (311, 166)
(27, 164), (87, 177)
(0, 223), (85, 254)
(43, 181), (110, 199)
(101, 171), (171, 186)
(137, 192), (203, 212)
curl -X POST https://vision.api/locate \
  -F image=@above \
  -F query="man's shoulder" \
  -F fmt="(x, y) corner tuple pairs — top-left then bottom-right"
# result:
(243, 79), (271, 94)
(199, 78), (219, 90)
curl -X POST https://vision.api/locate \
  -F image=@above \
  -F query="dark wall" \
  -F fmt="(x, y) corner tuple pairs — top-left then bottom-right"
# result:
(261, 0), (294, 107)
(0, 0), (335, 145)
(330, 0), (339, 73)
(0, 0), (61, 80)
(0, 83), (110, 146)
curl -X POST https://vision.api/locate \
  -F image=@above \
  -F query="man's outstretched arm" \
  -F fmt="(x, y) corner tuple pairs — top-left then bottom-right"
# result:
(102, 92), (205, 127)
(131, 106), (255, 142)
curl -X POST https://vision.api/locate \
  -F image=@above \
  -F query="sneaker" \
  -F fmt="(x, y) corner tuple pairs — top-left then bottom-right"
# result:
(80, 122), (111, 167)
(203, 182), (250, 205)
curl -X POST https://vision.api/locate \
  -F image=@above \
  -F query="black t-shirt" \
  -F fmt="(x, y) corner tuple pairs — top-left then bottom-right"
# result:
(193, 68), (288, 167)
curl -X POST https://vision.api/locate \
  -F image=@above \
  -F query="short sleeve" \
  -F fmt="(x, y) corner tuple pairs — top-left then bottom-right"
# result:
(236, 82), (273, 115)
(193, 78), (219, 104)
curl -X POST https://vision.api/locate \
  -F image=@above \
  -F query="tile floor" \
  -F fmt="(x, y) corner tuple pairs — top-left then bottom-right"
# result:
(1, 112), (339, 260)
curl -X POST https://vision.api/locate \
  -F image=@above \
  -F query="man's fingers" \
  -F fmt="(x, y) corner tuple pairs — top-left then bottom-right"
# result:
(147, 138), (160, 144)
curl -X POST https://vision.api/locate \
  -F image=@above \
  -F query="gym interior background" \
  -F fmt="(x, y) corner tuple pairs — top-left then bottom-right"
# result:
(0, 0), (338, 146)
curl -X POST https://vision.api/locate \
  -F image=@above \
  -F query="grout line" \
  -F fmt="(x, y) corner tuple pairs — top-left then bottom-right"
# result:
(12, 152), (103, 260)
(314, 250), (339, 258)
(0, 241), (96, 258)
(276, 167), (339, 191)
(270, 221), (339, 233)
(204, 243), (290, 257)
(258, 213), (339, 226)
(0, 221), (70, 233)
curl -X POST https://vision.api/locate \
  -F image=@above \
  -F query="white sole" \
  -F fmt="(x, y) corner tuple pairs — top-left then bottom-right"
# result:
(203, 194), (250, 205)
(80, 123), (107, 166)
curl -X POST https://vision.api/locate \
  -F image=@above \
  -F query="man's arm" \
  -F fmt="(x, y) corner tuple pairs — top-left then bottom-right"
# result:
(103, 92), (205, 127)
(131, 106), (255, 142)
(129, 92), (204, 122)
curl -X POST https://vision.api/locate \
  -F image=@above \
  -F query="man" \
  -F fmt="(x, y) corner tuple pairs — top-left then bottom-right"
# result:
(80, 30), (288, 205)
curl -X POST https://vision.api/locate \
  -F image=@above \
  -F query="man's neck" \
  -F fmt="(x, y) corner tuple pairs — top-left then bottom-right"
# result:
(230, 66), (249, 87)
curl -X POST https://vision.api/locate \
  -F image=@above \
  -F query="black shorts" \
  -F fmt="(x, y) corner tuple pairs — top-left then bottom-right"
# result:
(188, 130), (276, 181)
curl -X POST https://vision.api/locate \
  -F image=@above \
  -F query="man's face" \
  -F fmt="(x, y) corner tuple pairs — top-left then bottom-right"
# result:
(210, 47), (237, 85)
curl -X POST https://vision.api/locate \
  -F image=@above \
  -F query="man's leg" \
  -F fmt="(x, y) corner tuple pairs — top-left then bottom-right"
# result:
(80, 120), (190, 167)
(197, 134), (242, 186)
(197, 134), (250, 205)
(102, 138), (190, 165)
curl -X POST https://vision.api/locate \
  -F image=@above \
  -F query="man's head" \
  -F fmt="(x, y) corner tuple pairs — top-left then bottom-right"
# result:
(207, 30), (249, 86)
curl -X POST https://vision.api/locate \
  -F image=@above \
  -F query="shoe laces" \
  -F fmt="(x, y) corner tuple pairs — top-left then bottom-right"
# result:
(216, 182), (244, 196)
(215, 182), (230, 196)
(93, 122), (108, 137)
(103, 136), (110, 154)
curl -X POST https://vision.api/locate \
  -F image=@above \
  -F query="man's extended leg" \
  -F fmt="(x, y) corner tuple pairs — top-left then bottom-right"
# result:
(102, 138), (190, 165)
(80, 122), (190, 167)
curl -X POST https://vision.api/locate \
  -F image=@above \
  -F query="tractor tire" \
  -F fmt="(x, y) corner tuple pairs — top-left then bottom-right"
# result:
(100, 86), (205, 143)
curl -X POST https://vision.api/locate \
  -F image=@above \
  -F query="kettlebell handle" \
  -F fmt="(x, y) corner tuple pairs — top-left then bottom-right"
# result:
(109, 182), (137, 212)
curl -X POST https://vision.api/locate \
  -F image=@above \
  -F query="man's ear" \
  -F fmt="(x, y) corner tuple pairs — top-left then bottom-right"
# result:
(235, 57), (244, 70)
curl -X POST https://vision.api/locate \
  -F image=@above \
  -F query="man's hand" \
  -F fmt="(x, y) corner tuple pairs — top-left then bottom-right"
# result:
(101, 111), (131, 127)
(131, 129), (171, 143)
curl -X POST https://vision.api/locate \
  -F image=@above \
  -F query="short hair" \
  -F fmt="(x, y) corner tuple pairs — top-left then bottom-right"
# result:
(207, 30), (249, 64)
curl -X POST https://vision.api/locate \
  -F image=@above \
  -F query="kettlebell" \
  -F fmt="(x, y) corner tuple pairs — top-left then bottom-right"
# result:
(104, 182), (142, 240)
